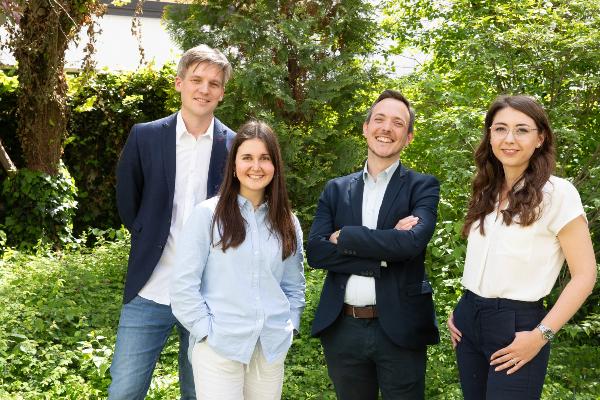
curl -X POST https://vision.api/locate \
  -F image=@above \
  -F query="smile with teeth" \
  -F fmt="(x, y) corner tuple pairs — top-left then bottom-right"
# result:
(502, 149), (519, 155)
(375, 136), (393, 143)
(194, 97), (210, 103)
(248, 174), (264, 180)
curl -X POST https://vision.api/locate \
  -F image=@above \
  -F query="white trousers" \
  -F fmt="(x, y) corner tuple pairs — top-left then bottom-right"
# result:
(191, 340), (285, 400)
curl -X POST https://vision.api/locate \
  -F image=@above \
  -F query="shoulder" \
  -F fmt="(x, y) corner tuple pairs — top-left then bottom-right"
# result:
(200, 196), (220, 212)
(398, 167), (440, 196)
(324, 170), (362, 189)
(401, 166), (439, 186)
(129, 114), (176, 144)
(134, 113), (176, 131)
(188, 196), (219, 222)
(214, 117), (236, 139)
(290, 211), (302, 229)
(544, 175), (580, 199)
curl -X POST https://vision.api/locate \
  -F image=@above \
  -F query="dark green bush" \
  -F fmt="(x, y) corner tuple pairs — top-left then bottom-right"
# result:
(1, 162), (77, 249)
(64, 65), (179, 233)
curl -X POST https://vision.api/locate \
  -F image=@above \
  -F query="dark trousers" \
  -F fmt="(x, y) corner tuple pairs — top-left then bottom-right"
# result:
(453, 290), (550, 400)
(320, 314), (426, 400)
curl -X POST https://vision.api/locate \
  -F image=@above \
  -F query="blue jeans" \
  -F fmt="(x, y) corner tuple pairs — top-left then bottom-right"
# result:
(108, 295), (196, 400)
(453, 291), (550, 400)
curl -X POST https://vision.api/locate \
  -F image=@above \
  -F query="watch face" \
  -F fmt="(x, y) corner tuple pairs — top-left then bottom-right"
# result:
(538, 324), (554, 340)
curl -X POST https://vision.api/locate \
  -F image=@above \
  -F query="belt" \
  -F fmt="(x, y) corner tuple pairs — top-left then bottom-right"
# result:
(343, 304), (378, 319)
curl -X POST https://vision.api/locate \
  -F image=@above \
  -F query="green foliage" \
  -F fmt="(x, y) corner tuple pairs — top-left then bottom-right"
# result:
(1, 162), (78, 249)
(0, 240), (598, 398)
(0, 239), (125, 398)
(164, 0), (387, 225)
(387, 0), (600, 331)
(64, 65), (179, 232)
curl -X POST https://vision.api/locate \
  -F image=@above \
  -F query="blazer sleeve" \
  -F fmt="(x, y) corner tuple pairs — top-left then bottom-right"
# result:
(306, 182), (382, 277)
(337, 175), (440, 263)
(116, 124), (144, 230)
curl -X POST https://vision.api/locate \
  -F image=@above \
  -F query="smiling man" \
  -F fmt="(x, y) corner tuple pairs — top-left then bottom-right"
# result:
(307, 90), (440, 400)
(110, 45), (235, 400)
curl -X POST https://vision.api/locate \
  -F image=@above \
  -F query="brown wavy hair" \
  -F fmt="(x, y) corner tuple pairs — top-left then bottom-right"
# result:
(462, 95), (556, 237)
(211, 120), (297, 259)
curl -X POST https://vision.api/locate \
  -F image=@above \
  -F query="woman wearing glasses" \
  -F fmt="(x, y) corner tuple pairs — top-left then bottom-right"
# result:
(170, 121), (305, 400)
(447, 95), (596, 399)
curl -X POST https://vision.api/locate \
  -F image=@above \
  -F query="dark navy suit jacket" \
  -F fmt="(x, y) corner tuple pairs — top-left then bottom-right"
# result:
(116, 113), (235, 304)
(307, 163), (441, 349)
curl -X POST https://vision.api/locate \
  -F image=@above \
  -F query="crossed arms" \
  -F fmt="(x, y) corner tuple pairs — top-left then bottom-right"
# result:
(306, 175), (440, 277)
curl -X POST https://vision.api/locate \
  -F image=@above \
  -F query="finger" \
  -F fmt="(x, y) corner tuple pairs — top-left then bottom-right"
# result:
(490, 352), (514, 365)
(490, 347), (510, 362)
(507, 359), (526, 375)
(494, 358), (518, 372)
(446, 315), (463, 338)
(395, 216), (418, 226)
(395, 219), (418, 230)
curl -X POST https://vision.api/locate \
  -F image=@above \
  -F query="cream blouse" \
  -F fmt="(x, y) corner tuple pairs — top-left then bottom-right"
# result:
(462, 175), (586, 301)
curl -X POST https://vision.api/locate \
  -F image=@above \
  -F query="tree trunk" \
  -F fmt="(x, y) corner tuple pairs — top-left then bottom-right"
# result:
(13, 0), (73, 175)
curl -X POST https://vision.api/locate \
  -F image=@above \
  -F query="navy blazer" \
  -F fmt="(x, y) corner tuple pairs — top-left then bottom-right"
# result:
(116, 113), (235, 304)
(307, 164), (441, 349)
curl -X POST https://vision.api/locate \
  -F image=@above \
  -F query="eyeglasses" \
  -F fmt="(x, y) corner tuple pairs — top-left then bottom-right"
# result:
(490, 125), (538, 138)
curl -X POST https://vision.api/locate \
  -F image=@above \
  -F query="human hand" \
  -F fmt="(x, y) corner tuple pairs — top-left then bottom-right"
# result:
(395, 215), (419, 230)
(447, 311), (462, 349)
(329, 230), (340, 244)
(490, 330), (546, 374)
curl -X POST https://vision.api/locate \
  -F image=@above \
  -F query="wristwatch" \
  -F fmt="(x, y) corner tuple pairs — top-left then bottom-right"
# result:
(536, 324), (555, 341)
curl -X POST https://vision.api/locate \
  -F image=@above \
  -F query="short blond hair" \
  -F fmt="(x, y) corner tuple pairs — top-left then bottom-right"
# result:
(177, 45), (232, 84)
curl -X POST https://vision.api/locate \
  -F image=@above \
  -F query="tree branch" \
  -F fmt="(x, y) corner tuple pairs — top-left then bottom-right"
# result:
(0, 138), (17, 176)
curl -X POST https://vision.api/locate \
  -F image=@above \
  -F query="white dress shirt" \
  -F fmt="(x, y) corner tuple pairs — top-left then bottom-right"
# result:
(344, 160), (399, 306)
(138, 112), (214, 305)
(462, 175), (586, 301)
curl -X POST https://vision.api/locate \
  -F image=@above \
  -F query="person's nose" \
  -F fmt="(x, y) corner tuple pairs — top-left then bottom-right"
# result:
(381, 119), (392, 132)
(504, 129), (516, 142)
(198, 81), (209, 94)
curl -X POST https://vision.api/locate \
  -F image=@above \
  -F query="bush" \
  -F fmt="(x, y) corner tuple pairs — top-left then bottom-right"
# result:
(1, 162), (78, 249)
(64, 66), (179, 233)
(0, 240), (598, 398)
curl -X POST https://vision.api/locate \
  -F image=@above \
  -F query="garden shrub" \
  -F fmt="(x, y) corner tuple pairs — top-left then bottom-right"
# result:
(64, 65), (180, 233)
(1, 161), (77, 250)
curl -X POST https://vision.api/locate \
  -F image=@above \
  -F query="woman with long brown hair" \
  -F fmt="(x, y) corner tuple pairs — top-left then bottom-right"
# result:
(170, 120), (305, 400)
(447, 95), (596, 399)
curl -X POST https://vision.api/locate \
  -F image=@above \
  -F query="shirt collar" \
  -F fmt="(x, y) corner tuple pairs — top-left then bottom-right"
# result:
(362, 160), (400, 183)
(176, 111), (215, 144)
(237, 194), (268, 213)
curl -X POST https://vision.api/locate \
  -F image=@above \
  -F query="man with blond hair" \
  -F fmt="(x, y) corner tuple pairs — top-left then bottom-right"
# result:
(109, 45), (235, 400)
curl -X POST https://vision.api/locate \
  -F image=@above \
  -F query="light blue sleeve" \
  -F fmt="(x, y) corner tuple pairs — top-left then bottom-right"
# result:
(170, 204), (213, 342)
(280, 214), (306, 332)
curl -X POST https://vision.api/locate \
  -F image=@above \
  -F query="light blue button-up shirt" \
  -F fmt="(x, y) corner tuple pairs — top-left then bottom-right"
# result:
(171, 195), (306, 364)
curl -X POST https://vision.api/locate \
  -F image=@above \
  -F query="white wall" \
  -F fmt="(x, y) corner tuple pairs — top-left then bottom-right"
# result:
(1, 13), (182, 71)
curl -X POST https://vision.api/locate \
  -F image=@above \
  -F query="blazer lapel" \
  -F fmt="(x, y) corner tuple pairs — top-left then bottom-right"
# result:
(348, 172), (364, 225)
(207, 118), (227, 198)
(377, 164), (407, 228)
(162, 113), (177, 204)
